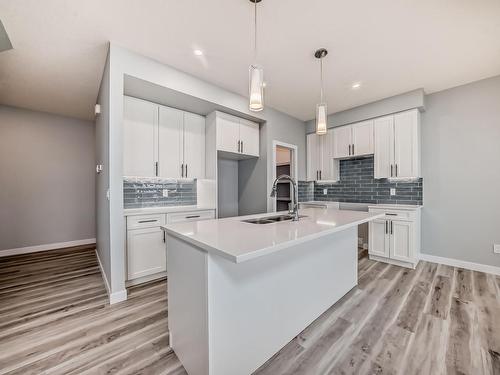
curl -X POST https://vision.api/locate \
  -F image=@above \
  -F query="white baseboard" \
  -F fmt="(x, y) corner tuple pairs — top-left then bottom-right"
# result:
(420, 253), (500, 276)
(95, 249), (128, 305)
(0, 238), (96, 257)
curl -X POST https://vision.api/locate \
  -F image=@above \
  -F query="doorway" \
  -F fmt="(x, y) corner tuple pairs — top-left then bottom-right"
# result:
(272, 141), (298, 212)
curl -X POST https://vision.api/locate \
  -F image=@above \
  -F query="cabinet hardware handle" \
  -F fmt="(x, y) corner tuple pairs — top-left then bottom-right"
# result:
(319, 170), (322, 180)
(155, 161), (159, 176)
(185, 215), (201, 219)
(241, 141), (244, 153)
(238, 140), (240, 152)
(386, 213), (397, 216)
(138, 219), (158, 223)
(185, 164), (188, 178)
(385, 220), (388, 234)
(390, 164), (393, 177)
(395, 164), (398, 177)
(390, 221), (393, 235)
(316, 171), (319, 180)
(348, 144), (351, 155)
(163, 230), (166, 243)
(352, 144), (355, 155)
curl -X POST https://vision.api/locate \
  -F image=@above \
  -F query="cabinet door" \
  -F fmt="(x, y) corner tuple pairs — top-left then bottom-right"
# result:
(319, 130), (338, 181)
(306, 133), (320, 181)
(374, 115), (395, 179)
(369, 219), (390, 257)
(123, 97), (158, 177)
(332, 126), (352, 159)
(158, 106), (183, 178)
(394, 110), (419, 178)
(216, 114), (240, 154)
(352, 120), (374, 156)
(389, 220), (413, 263)
(183, 112), (206, 179)
(239, 119), (260, 157)
(127, 227), (166, 280)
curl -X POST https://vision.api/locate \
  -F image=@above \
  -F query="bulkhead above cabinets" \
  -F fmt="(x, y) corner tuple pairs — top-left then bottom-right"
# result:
(123, 96), (205, 179)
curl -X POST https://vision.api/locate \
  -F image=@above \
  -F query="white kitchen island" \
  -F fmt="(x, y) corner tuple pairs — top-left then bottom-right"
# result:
(162, 207), (383, 375)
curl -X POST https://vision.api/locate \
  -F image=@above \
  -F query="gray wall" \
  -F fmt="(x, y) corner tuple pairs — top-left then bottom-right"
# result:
(305, 89), (425, 133)
(421, 75), (500, 267)
(0, 105), (95, 251)
(218, 159), (239, 218)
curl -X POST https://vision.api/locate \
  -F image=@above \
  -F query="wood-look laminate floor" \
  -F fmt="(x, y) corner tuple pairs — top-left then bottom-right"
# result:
(0, 246), (499, 374)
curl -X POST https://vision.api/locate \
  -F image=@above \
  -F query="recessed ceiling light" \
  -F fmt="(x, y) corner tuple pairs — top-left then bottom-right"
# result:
(351, 82), (362, 89)
(193, 49), (203, 56)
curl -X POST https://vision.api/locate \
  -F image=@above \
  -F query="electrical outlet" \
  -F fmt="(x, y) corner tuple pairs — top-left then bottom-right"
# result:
(323, 188), (328, 195)
(162, 189), (169, 198)
(390, 188), (396, 196)
(494, 244), (500, 254)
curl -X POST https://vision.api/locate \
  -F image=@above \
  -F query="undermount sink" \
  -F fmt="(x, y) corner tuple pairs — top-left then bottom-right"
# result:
(242, 214), (307, 224)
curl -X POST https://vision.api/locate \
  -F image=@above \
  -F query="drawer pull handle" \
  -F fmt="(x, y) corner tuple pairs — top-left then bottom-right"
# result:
(185, 215), (201, 219)
(386, 213), (398, 216)
(138, 219), (158, 223)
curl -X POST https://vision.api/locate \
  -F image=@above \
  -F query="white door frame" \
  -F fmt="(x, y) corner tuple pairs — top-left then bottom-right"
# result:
(271, 140), (299, 212)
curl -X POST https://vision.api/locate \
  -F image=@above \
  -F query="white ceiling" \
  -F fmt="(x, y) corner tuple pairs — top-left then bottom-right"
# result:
(1, 0), (500, 121)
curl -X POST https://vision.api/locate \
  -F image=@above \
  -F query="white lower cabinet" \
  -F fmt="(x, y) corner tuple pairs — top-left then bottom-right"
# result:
(126, 209), (216, 283)
(368, 206), (421, 268)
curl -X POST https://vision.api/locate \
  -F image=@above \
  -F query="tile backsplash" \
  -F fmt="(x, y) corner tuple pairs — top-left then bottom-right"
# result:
(124, 177), (197, 209)
(314, 156), (422, 205)
(298, 181), (314, 202)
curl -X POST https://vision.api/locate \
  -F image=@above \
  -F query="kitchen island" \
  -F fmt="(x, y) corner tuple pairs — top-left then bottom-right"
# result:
(162, 207), (383, 375)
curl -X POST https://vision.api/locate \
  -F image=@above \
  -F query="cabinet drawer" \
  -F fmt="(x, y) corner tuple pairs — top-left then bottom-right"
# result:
(167, 210), (215, 224)
(369, 208), (413, 220)
(127, 214), (166, 229)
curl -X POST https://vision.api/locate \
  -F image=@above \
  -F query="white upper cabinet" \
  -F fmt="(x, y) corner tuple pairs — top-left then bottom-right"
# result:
(333, 120), (374, 159)
(158, 106), (183, 178)
(239, 119), (260, 157)
(307, 131), (339, 182)
(332, 126), (352, 159)
(183, 112), (206, 179)
(215, 112), (260, 158)
(123, 96), (158, 177)
(374, 109), (421, 179)
(123, 96), (206, 179)
(351, 120), (374, 156)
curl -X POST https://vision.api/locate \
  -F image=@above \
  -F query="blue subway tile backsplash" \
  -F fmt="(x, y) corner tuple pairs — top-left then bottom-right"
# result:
(314, 156), (422, 204)
(123, 177), (197, 209)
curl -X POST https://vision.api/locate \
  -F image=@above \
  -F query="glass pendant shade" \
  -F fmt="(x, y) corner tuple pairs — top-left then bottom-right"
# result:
(249, 65), (264, 112)
(316, 103), (328, 135)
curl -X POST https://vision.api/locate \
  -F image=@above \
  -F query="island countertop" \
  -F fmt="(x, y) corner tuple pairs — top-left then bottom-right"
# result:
(162, 207), (384, 263)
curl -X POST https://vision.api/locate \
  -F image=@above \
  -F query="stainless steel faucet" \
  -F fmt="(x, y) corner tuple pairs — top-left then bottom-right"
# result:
(270, 174), (300, 221)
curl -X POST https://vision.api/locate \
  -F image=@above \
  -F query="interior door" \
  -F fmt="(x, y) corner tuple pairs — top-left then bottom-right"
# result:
(352, 120), (374, 156)
(374, 115), (395, 178)
(239, 119), (260, 156)
(183, 112), (205, 179)
(369, 219), (390, 257)
(332, 125), (352, 159)
(127, 227), (166, 280)
(394, 110), (417, 178)
(123, 96), (158, 177)
(158, 106), (183, 178)
(216, 114), (240, 154)
(389, 220), (413, 262)
(306, 133), (320, 181)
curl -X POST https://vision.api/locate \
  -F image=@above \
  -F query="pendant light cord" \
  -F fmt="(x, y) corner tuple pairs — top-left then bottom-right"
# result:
(320, 57), (324, 103)
(254, 0), (258, 62)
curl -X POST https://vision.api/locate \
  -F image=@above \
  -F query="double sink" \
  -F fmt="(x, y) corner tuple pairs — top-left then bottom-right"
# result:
(242, 214), (307, 225)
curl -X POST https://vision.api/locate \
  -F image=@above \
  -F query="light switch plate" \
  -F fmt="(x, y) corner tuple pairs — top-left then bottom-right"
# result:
(162, 189), (169, 198)
(323, 188), (328, 195)
(494, 244), (500, 254)
(390, 188), (396, 196)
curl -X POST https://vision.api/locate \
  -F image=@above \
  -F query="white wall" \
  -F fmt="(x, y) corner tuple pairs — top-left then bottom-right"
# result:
(421, 75), (500, 267)
(0, 105), (95, 252)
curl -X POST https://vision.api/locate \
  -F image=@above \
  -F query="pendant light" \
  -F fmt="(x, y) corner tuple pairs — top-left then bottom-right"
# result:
(249, 0), (264, 112)
(315, 48), (328, 135)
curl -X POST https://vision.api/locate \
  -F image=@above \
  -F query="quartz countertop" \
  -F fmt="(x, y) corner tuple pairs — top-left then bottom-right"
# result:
(368, 204), (423, 211)
(124, 205), (216, 216)
(162, 207), (384, 263)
